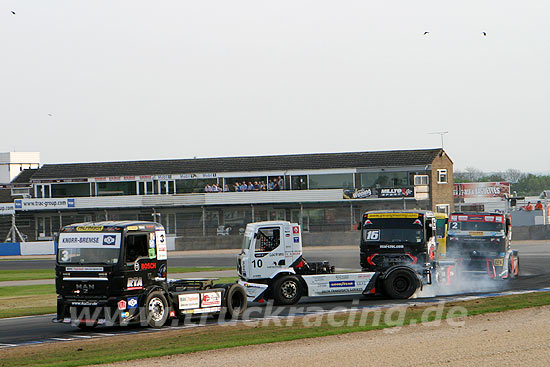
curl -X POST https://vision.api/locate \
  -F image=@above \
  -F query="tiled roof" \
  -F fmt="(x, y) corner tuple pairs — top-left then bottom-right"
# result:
(10, 169), (38, 184)
(32, 148), (445, 180)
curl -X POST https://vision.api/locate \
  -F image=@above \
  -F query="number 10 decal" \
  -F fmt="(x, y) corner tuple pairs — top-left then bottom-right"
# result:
(365, 229), (380, 241)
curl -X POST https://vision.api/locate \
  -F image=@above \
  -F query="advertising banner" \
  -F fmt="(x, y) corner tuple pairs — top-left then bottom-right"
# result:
(453, 182), (510, 199)
(14, 198), (75, 211)
(343, 187), (414, 200)
(0, 203), (15, 215)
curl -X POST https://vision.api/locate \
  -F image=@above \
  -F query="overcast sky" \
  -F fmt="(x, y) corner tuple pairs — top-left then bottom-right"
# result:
(1, 1), (548, 172)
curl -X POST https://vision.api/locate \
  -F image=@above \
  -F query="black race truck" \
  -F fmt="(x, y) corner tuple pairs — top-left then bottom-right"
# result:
(53, 221), (247, 329)
(359, 210), (444, 297)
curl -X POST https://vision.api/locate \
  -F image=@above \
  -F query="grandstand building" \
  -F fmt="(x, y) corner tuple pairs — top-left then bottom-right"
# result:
(0, 148), (453, 247)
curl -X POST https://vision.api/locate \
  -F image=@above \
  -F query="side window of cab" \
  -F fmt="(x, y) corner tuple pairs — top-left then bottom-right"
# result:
(125, 234), (149, 264)
(254, 227), (281, 253)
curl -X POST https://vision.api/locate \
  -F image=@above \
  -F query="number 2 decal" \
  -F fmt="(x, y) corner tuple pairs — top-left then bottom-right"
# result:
(365, 229), (380, 241)
(451, 222), (458, 229)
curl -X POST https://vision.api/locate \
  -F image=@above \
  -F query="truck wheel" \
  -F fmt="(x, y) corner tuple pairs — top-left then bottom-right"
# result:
(224, 283), (247, 319)
(145, 291), (168, 328)
(382, 269), (418, 299)
(273, 275), (302, 305)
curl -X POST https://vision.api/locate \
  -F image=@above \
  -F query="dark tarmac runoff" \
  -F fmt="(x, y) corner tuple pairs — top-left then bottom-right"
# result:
(1, 241), (550, 347)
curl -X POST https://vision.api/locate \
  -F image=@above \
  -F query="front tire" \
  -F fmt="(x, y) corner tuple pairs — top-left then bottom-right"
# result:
(145, 291), (168, 328)
(382, 269), (419, 299)
(272, 275), (302, 305)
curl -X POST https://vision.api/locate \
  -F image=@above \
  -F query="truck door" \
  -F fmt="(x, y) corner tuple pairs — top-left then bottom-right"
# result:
(249, 226), (284, 279)
(123, 232), (159, 291)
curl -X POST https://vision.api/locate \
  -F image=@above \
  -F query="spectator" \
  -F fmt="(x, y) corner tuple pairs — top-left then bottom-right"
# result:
(223, 184), (229, 192)
(525, 202), (534, 211)
(212, 184), (219, 193)
(253, 181), (260, 191)
(240, 182), (247, 192)
(273, 178), (280, 191)
(235, 182), (241, 192)
(205, 184), (212, 192)
(278, 176), (284, 190)
(260, 181), (266, 191)
(247, 181), (254, 191)
(535, 201), (544, 210)
(268, 180), (274, 191)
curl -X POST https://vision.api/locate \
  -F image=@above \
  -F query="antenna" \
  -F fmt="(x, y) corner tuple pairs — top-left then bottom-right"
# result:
(429, 131), (449, 148)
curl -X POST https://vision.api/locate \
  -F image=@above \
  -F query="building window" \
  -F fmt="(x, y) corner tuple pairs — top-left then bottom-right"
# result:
(414, 175), (429, 186)
(437, 169), (448, 184)
(359, 171), (409, 188)
(51, 183), (91, 198)
(436, 204), (450, 215)
(96, 181), (137, 196)
(308, 173), (354, 190)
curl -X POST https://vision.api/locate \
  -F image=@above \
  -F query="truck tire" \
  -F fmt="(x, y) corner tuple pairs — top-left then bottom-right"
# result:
(145, 291), (168, 328)
(382, 269), (419, 299)
(272, 275), (302, 305)
(223, 283), (247, 319)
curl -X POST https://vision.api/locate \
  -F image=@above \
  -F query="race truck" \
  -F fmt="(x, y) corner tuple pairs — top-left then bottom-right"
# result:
(237, 215), (446, 305)
(53, 221), (247, 329)
(446, 212), (519, 280)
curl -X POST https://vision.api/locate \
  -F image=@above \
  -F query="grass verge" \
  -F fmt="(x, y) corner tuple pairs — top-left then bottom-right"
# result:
(0, 267), (233, 282)
(2, 291), (550, 367)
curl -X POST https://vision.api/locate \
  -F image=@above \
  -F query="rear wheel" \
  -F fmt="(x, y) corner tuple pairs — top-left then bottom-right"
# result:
(382, 269), (419, 299)
(215, 283), (247, 319)
(145, 291), (168, 328)
(272, 275), (302, 305)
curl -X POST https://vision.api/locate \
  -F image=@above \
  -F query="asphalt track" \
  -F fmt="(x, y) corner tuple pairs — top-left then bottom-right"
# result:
(1, 241), (550, 348)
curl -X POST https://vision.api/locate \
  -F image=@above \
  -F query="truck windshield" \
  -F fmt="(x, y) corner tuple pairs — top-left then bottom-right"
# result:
(363, 216), (425, 244)
(449, 221), (504, 231)
(57, 232), (121, 264)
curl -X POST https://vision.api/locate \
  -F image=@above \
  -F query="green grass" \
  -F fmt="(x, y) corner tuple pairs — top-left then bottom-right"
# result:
(0, 267), (233, 282)
(0, 269), (55, 282)
(0, 284), (55, 297)
(0, 285), (57, 318)
(2, 291), (550, 367)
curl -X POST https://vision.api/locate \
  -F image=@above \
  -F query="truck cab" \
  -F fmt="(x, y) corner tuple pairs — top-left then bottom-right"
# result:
(360, 210), (437, 276)
(446, 212), (519, 279)
(55, 221), (169, 327)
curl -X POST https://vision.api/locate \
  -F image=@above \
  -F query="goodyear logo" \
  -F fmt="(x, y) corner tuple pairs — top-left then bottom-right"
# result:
(329, 281), (356, 288)
(493, 258), (504, 266)
(76, 226), (104, 232)
(367, 213), (419, 219)
(469, 231), (484, 236)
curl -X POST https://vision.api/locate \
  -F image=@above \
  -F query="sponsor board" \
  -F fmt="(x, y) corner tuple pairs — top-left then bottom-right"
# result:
(76, 226), (104, 232)
(0, 203), (15, 216)
(367, 213), (419, 219)
(178, 294), (200, 310)
(155, 231), (168, 260)
(201, 292), (222, 307)
(379, 188), (414, 198)
(453, 181), (510, 199)
(58, 233), (121, 248)
(14, 198), (75, 211)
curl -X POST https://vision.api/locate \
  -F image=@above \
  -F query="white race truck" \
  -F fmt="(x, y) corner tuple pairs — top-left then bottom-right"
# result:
(237, 218), (445, 305)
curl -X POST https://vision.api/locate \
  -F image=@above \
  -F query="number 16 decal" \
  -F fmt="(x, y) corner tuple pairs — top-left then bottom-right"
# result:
(365, 229), (380, 241)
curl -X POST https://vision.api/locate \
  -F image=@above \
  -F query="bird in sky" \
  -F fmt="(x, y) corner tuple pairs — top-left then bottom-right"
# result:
(424, 31), (429, 35)
(11, 11), (16, 15)
(482, 32), (487, 36)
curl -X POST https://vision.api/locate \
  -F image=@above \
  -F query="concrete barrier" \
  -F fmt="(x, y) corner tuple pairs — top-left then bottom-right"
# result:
(20, 241), (56, 256)
(512, 225), (550, 241)
(175, 231), (362, 251)
(0, 243), (21, 256)
(0, 241), (55, 256)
